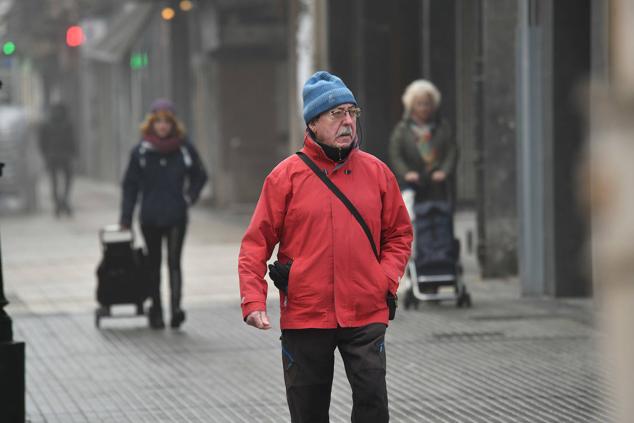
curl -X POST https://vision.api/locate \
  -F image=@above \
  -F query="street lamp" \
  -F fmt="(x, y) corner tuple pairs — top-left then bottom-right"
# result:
(179, 0), (193, 11)
(161, 7), (176, 21)
(0, 162), (26, 419)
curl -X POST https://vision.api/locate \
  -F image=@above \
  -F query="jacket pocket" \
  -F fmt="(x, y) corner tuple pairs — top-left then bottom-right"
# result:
(285, 258), (297, 302)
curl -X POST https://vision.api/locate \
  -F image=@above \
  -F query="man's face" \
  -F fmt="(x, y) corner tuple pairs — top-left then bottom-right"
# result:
(309, 103), (359, 149)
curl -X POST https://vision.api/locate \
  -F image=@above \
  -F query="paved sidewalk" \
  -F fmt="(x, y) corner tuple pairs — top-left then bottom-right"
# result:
(2, 178), (614, 422)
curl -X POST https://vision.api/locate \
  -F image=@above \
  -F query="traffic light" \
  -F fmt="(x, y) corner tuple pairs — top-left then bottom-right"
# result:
(66, 26), (85, 47)
(130, 52), (148, 70)
(2, 41), (15, 56)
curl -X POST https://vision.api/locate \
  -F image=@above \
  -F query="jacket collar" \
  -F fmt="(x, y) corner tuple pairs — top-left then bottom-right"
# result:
(301, 131), (358, 166)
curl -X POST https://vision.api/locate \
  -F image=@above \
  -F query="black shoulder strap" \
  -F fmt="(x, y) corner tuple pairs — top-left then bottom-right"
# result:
(296, 152), (379, 262)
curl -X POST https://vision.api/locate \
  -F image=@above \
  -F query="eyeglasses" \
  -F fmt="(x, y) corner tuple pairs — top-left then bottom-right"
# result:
(328, 107), (362, 121)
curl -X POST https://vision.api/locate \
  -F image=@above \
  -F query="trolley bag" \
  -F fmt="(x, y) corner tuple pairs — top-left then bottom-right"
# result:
(96, 226), (148, 307)
(414, 201), (458, 273)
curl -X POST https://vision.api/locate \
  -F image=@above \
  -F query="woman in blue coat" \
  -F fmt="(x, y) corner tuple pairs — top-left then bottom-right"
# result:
(120, 99), (207, 329)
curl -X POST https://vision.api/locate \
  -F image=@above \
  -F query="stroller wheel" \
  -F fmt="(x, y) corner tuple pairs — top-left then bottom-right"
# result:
(457, 291), (472, 308)
(463, 293), (472, 307)
(403, 289), (416, 310)
(403, 292), (412, 310)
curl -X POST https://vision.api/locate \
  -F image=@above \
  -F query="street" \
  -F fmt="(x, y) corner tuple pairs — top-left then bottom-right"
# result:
(3, 179), (612, 422)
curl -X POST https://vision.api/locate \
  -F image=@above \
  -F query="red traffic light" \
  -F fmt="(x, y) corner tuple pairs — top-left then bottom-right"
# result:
(66, 26), (85, 47)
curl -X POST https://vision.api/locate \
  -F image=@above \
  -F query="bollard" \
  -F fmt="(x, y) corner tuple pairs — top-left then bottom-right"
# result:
(0, 162), (26, 422)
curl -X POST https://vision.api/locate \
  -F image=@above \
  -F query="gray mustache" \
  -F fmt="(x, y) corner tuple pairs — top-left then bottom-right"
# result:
(337, 127), (352, 137)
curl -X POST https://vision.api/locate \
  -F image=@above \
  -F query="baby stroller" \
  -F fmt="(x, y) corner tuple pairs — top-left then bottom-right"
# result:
(95, 225), (149, 328)
(402, 201), (472, 309)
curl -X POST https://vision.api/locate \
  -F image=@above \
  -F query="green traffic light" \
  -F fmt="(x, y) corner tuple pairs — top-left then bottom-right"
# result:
(3, 41), (16, 56)
(130, 52), (148, 70)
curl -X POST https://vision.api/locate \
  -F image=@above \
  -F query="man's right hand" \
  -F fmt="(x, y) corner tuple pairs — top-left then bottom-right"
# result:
(245, 310), (271, 330)
(268, 260), (292, 293)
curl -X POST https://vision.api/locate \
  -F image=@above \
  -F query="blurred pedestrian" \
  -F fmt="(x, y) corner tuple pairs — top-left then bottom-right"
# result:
(120, 99), (207, 329)
(239, 71), (412, 422)
(388, 79), (458, 216)
(38, 102), (76, 217)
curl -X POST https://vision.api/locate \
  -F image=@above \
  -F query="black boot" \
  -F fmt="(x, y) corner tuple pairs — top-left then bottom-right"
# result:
(170, 271), (185, 329)
(148, 303), (165, 329)
(170, 309), (186, 329)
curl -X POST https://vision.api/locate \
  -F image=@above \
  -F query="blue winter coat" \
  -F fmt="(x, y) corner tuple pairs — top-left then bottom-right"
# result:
(120, 140), (208, 227)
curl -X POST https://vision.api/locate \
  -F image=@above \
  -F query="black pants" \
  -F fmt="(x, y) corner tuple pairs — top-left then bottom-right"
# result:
(47, 161), (73, 216)
(281, 323), (389, 423)
(141, 223), (187, 315)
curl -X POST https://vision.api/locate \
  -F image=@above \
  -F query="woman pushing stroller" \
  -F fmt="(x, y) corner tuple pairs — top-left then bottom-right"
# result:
(388, 79), (457, 212)
(389, 80), (468, 305)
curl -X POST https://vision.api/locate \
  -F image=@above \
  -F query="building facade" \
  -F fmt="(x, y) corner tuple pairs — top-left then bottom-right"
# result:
(71, 0), (607, 297)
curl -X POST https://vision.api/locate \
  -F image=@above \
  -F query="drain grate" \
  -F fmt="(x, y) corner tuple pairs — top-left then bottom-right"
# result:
(432, 331), (506, 341)
(471, 314), (566, 321)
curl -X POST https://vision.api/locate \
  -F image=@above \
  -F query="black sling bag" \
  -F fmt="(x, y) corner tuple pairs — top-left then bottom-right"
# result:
(296, 151), (397, 319)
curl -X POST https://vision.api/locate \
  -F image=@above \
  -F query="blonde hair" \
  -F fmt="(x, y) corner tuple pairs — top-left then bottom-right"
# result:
(140, 110), (187, 138)
(401, 79), (441, 113)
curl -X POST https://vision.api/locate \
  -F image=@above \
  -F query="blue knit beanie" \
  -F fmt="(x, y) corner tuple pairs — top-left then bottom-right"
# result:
(302, 71), (357, 124)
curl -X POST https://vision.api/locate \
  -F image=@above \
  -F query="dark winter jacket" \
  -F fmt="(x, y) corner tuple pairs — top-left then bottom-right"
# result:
(38, 118), (76, 165)
(120, 140), (207, 227)
(388, 117), (457, 188)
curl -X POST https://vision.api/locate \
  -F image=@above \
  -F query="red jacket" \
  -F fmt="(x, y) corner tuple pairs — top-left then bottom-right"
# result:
(239, 134), (413, 329)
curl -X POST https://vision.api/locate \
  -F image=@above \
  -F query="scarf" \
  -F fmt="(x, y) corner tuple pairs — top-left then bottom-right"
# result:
(144, 133), (185, 154)
(410, 122), (437, 171)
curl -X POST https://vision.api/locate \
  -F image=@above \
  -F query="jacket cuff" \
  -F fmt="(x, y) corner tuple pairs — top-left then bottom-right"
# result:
(381, 264), (400, 296)
(242, 301), (266, 321)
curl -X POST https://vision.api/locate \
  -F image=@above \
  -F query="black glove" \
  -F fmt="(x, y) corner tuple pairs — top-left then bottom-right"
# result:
(387, 292), (397, 320)
(268, 260), (292, 294)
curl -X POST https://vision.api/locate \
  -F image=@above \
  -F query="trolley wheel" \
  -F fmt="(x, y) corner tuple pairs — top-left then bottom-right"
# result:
(95, 306), (110, 328)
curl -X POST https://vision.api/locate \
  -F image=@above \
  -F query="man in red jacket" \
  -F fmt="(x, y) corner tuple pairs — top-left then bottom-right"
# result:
(239, 71), (412, 422)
